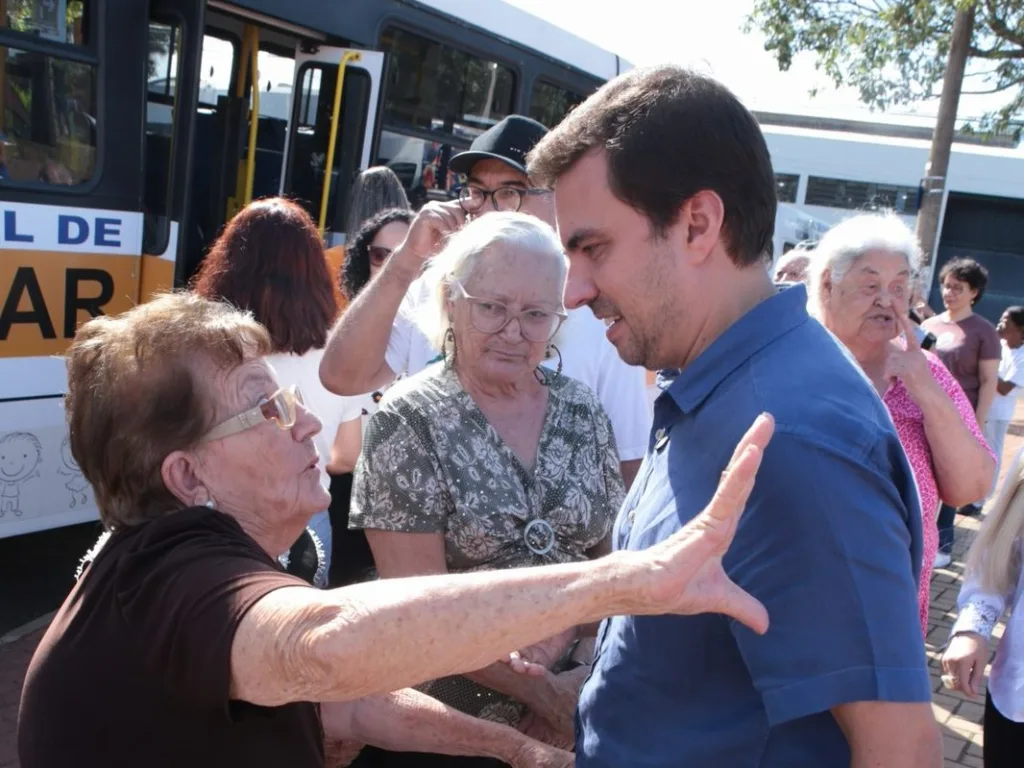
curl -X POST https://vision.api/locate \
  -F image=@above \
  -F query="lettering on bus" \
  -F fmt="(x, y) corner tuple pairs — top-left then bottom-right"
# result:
(2, 210), (123, 248)
(1, 267), (115, 341)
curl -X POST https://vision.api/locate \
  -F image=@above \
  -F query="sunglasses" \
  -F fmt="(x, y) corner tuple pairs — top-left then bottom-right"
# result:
(200, 385), (304, 443)
(368, 245), (393, 268)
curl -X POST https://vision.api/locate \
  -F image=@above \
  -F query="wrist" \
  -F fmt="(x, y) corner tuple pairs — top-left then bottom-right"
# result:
(387, 246), (426, 283)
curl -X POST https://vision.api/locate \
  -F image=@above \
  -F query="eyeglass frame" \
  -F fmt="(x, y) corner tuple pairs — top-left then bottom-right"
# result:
(200, 385), (304, 443)
(367, 245), (394, 267)
(456, 183), (550, 214)
(448, 279), (567, 342)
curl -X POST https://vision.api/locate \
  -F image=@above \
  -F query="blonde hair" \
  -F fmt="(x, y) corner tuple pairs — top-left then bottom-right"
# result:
(966, 452), (1024, 595)
(417, 212), (568, 350)
(806, 212), (920, 320)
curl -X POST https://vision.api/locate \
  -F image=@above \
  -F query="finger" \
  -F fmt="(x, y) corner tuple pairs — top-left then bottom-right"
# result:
(723, 413), (775, 476)
(719, 577), (770, 635)
(896, 312), (920, 350)
(967, 657), (985, 698)
(704, 432), (771, 529)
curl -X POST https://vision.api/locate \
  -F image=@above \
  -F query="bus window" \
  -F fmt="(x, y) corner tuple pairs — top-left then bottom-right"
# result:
(0, 45), (97, 185)
(286, 62), (371, 230)
(198, 34), (236, 107)
(528, 81), (585, 129)
(379, 26), (515, 140)
(3, 0), (89, 45)
(252, 47), (294, 198)
(376, 130), (459, 209)
(144, 21), (182, 255)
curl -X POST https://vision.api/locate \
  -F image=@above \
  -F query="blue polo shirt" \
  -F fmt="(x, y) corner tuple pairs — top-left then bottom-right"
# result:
(576, 284), (930, 767)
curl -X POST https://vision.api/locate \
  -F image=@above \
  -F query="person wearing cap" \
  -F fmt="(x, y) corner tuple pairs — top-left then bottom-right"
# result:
(320, 115), (651, 491)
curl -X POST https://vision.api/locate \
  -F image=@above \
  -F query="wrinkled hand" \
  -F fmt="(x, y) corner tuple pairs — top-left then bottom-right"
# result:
(517, 708), (576, 752)
(631, 413), (774, 634)
(508, 734), (574, 768)
(506, 628), (578, 677)
(885, 313), (934, 397)
(941, 632), (988, 698)
(397, 200), (466, 263)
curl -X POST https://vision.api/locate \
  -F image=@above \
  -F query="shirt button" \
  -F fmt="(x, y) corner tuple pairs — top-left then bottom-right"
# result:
(655, 428), (666, 442)
(628, 509), (636, 524)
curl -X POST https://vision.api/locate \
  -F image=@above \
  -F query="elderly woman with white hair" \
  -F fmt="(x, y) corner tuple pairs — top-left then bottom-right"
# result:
(349, 212), (624, 764)
(807, 212), (994, 634)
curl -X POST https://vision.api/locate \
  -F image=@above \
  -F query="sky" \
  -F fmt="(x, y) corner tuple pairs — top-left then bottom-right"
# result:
(504, 0), (1014, 128)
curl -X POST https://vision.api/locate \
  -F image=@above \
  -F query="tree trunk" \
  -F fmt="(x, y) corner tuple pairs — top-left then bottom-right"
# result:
(914, 4), (975, 300)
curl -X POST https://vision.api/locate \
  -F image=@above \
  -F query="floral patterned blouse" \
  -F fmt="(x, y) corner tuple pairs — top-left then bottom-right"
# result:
(882, 350), (992, 636)
(350, 365), (624, 571)
(350, 364), (625, 723)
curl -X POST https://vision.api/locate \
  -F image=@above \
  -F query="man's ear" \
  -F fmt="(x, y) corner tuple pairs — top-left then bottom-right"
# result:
(677, 190), (725, 266)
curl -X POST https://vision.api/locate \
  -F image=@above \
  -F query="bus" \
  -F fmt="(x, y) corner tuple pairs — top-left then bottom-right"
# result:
(0, 0), (632, 538)
(762, 123), (1024, 320)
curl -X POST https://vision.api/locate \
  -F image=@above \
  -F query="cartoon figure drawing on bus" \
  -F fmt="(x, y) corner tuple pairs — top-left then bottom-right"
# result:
(58, 436), (90, 508)
(0, 432), (43, 518)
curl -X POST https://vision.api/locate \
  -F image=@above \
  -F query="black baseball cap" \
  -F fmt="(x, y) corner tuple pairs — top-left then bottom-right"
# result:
(449, 115), (548, 177)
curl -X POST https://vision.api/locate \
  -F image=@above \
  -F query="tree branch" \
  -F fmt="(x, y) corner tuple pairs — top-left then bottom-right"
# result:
(968, 46), (1024, 59)
(984, 0), (1024, 48)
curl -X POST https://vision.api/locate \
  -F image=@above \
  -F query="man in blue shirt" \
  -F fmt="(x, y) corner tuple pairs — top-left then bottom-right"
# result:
(527, 66), (941, 766)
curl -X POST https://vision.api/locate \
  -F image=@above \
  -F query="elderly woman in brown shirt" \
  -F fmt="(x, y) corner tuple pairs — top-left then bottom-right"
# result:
(350, 212), (625, 762)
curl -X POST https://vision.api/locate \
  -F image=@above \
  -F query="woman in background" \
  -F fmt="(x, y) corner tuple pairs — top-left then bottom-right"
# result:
(344, 166), (411, 246)
(329, 208), (414, 586)
(194, 197), (361, 576)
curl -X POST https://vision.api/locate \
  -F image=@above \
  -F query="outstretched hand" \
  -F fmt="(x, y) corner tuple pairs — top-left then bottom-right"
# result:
(632, 413), (775, 634)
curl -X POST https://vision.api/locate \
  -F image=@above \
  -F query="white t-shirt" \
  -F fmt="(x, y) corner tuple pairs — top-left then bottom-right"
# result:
(266, 349), (363, 491)
(384, 277), (652, 461)
(989, 341), (1024, 421)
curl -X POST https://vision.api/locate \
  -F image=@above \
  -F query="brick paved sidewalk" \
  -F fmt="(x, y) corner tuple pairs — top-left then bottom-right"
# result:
(3, 415), (1023, 767)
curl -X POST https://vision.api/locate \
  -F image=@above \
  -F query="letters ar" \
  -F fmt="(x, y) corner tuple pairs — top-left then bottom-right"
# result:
(0, 267), (115, 341)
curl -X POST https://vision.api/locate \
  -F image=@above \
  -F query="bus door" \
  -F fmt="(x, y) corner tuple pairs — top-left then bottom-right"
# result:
(281, 46), (384, 277)
(145, 0), (205, 290)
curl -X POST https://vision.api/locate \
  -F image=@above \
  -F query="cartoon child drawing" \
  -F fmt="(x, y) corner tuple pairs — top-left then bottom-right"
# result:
(0, 432), (43, 517)
(59, 436), (90, 508)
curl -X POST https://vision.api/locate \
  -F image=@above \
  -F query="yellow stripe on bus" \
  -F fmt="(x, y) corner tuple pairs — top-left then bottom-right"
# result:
(0, 250), (172, 358)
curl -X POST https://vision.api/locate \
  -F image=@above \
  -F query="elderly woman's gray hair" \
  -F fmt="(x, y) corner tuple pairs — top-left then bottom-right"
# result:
(806, 212), (921, 319)
(418, 212), (568, 349)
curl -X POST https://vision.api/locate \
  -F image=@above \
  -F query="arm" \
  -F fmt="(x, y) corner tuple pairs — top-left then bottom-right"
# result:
(942, 545), (1018, 698)
(725, 429), (936, 759)
(320, 201), (466, 395)
(912, 362), (994, 507)
(976, 358), (999, 426)
(888, 318), (994, 506)
(321, 692), (573, 768)
(620, 459), (642, 491)
(832, 702), (942, 768)
(997, 377), (1017, 396)
(228, 415), (775, 707)
(366, 530), (575, 732)
(327, 417), (363, 476)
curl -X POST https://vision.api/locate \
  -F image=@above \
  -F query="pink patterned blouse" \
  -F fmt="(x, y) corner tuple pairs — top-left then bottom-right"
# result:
(883, 351), (992, 635)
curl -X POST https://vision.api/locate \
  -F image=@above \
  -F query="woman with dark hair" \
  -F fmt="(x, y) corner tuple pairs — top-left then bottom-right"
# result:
(923, 257), (1002, 563)
(343, 166), (411, 246)
(342, 208), (415, 300)
(193, 197), (362, 575)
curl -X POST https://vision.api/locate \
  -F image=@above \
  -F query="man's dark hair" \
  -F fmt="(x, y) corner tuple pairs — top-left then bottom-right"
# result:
(527, 65), (776, 267)
(939, 257), (989, 305)
(1004, 305), (1024, 329)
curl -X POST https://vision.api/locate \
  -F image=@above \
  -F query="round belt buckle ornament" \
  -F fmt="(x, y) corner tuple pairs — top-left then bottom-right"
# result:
(523, 518), (556, 555)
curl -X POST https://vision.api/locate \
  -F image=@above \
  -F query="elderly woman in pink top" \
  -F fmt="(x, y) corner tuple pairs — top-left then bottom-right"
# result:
(807, 213), (995, 634)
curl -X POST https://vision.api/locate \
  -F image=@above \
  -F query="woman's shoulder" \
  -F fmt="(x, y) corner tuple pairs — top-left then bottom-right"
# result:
(550, 373), (605, 414)
(374, 363), (458, 414)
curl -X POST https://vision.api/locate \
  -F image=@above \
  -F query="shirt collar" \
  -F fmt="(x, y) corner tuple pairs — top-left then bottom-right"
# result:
(665, 283), (811, 414)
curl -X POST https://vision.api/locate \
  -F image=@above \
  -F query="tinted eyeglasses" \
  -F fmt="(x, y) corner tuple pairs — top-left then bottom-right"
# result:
(201, 385), (304, 443)
(368, 245), (393, 268)
(457, 184), (549, 214)
(450, 279), (566, 343)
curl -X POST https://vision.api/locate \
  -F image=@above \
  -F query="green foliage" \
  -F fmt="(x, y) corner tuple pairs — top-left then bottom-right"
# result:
(746, 0), (1023, 131)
